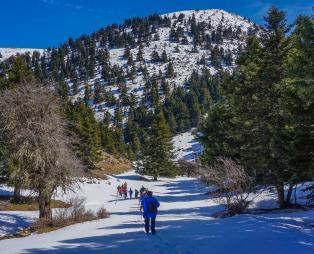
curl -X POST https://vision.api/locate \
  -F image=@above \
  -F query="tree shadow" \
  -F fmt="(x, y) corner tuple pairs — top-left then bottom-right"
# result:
(20, 213), (314, 254)
(0, 188), (13, 197)
(160, 178), (208, 195)
(0, 212), (32, 236)
(155, 193), (209, 203)
(112, 174), (152, 182)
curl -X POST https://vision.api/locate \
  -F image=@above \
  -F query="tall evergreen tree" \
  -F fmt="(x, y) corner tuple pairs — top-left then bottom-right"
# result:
(140, 112), (176, 180)
(161, 50), (168, 63)
(201, 7), (295, 208)
(277, 14), (314, 200)
(1, 56), (34, 89)
(67, 101), (102, 169)
(166, 62), (175, 78)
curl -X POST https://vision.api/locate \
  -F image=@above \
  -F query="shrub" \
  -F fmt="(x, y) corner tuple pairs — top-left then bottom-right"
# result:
(201, 157), (255, 216)
(32, 197), (109, 233)
(177, 160), (200, 177)
(97, 207), (109, 219)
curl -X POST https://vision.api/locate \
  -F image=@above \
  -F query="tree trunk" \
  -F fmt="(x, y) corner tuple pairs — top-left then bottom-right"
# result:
(276, 184), (286, 209)
(294, 185), (297, 204)
(285, 184), (294, 206)
(13, 185), (22, 202)
(38, 193), (52, 220)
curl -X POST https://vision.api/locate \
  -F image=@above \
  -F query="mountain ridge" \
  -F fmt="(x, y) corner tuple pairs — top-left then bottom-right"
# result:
(0, 9), (260, 126)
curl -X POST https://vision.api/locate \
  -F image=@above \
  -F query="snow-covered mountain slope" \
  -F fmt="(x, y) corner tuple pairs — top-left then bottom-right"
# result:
(162, 9), (253, 32)
(0, 48), (44, 61)
(172, 129), (203, 161)
(69, 9), (259, 119)
(1, 171), (313, 253)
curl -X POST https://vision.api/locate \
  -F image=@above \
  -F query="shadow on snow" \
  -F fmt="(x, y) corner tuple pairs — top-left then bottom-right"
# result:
(20, 213), (314, 254)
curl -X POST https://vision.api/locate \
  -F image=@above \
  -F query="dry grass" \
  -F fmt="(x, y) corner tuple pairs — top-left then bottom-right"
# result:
(0, 196), (71, 211)
(32, 197), (109, 233)
(0, 197), (109, 240)
(93, 152), (132, 178)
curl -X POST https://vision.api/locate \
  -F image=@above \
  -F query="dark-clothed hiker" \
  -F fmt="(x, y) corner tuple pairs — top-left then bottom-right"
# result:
(134, 189), (139, 199)
(129, 188), (133, 199)
(140, 191), (160, 234)
(139, 185), (146, 199)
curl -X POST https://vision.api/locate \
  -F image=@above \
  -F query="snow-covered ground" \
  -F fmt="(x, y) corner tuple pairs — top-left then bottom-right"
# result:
(172, 130), (204, 161)
(0, 48), (44, 61)
(1, 171), (314, 254)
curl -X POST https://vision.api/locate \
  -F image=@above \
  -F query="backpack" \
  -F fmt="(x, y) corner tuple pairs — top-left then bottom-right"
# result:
(148, 199), (158, 213)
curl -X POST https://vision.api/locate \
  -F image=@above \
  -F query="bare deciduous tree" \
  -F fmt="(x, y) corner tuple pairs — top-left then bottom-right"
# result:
(200, 157), (254, 216)
(0, 82), (82, 219)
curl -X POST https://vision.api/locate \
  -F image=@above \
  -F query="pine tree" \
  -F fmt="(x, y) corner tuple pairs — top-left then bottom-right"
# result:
(94, 82), (105, 104)
(199, 54), (206, 65)
(277, 14), (314, 200)
(137, 45), (144, 62)
(201, 6), (294, 208)
(166, 111), (177, 132)
(151, 50), (160, 62)
(140, 111), (176, 180)
(154, 33), (160, 41)
(161, 50), (168, 63)
(4, 56), (34, 88)
(150, 79), (160, 107)
(114, 105), (123, 129)
(67, 101), (102, 169)
(124, 47), (131, 59)
(57, 80), (69, 102)
(127, 54), (134, 65)
(210, 46), (221, 67)
(161, 79), (170, 97)
(84, 84), (92, 106)
(166, 62), (175, 78)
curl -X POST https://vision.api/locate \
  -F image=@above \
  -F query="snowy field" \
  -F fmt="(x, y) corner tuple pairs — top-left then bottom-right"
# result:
(0, 171), (314, 254)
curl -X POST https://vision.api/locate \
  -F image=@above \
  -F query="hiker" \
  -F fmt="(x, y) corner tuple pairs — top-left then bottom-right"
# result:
(139, 185), (145, 199)
(140, 189), (147, 202)
(123, 188), (128, 199)
(123, 181), (128, 190)
(140, 190), (160, 234)
(129, 188), (133, 199)
(134, 189), (139, 199)
(117, 185), (121, 196)
(118, 186), (124, 198)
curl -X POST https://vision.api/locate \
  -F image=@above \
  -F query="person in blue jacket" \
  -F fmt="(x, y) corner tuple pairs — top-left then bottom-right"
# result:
(140, 190), (160, 234)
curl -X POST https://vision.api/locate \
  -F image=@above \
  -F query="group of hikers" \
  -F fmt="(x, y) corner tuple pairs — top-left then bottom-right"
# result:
(117, 182), (140, 199)
(116, 183), (160, 234)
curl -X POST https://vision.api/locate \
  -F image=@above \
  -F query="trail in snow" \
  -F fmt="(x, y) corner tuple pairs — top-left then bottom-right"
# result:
(0, 171), (314, 254)
(172, 130), (203, 161)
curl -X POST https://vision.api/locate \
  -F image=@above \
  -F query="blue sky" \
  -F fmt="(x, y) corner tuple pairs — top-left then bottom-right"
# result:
(0, 0), (312, 48)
